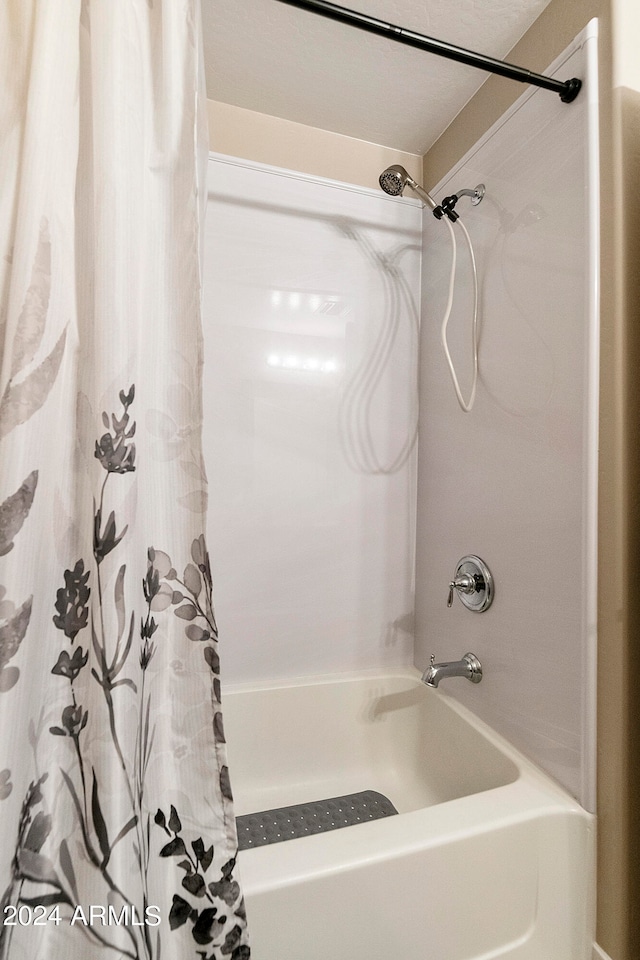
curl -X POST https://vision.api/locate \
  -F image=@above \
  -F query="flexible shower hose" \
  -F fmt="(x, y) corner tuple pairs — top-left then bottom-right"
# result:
(441, 216), (478, 413)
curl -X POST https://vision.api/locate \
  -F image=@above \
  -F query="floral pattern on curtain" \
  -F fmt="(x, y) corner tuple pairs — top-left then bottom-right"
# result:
(0, 2), (250, 958)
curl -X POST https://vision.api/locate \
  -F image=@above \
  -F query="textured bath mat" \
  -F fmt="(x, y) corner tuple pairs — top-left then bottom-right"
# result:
(236, 789), (398, 850)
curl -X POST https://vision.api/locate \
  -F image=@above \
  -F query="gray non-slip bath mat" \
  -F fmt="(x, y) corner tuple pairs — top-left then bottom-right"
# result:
(236, 789), (398, 850)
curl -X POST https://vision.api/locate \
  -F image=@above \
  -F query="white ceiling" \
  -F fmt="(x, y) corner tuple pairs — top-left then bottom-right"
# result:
(203, 0), (554, 156)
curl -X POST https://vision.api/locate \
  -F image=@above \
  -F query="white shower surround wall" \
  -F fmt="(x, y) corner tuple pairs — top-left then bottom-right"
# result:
(416, 21), (599, 810)
(204, 25), (598, 810)
(203, 158), (421, 683)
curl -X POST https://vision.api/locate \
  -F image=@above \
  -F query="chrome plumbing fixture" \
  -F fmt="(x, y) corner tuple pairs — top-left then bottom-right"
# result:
(433, 184), (485, 222)
(448, 556), (493, 612)
(378, 167), (485, 223)
(379, 165), (480, 412)
(378, 165), (438, 211)
(421, 653), (483, 688)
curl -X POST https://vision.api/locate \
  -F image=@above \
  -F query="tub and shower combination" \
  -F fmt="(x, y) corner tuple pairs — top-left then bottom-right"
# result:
(205, 20), (599, 960)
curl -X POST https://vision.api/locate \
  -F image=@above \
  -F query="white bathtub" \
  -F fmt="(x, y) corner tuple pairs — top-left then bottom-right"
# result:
(222, 669), (595, 960)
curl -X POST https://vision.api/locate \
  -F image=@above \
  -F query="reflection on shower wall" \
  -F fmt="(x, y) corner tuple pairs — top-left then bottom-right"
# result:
(415, 25), (598, 809)
(203, 156), (422, 683)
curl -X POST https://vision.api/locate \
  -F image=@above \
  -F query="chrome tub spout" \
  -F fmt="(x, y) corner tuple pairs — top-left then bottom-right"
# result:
(421, 653), (482, 688)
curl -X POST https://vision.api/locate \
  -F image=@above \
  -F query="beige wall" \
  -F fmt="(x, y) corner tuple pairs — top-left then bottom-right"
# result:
(613, 0), (640, 88)
(207, 99), (422, 192)
(423, 2), (640, 958)
(612, 0), (640, 951)
(617, 83), (640, 953)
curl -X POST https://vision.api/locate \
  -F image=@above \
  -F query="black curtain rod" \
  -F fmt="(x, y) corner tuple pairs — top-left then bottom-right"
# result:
(272, 0), (582, 103)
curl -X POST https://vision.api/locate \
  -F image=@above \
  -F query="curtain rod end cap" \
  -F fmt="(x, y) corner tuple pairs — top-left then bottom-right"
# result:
(560, 77), (582, 103)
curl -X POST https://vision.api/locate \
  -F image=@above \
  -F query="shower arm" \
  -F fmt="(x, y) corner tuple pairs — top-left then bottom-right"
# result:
(433, 184), (485, 222)
(272, 0), (582, 103)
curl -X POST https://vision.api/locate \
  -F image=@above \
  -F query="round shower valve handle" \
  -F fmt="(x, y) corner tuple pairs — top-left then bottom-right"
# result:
(447, 556), (494, 613)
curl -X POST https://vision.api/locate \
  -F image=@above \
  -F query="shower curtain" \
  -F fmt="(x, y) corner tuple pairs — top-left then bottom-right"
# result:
(0, 2), (249, 958)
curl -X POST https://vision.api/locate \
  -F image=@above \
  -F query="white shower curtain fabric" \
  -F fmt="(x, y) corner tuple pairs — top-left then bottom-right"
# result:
(0, 3), (250, 958)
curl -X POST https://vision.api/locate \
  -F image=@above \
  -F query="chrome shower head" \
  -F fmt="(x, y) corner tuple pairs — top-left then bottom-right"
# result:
(379, 164), (408, 197)
(379, 165), (437, 211)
